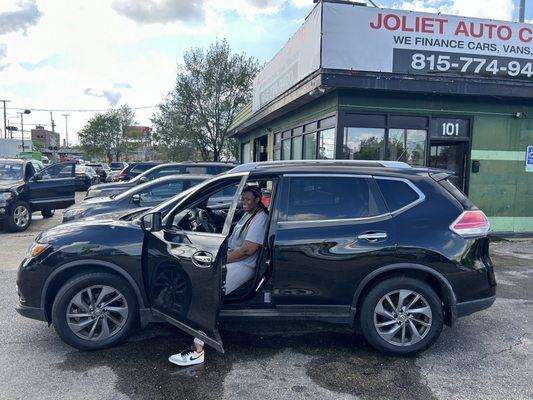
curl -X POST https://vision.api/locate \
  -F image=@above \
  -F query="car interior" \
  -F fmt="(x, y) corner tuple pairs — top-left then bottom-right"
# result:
(166, 176), (278, 302)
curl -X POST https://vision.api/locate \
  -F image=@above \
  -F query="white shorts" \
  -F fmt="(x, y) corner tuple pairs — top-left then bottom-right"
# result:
(225, 261), (255, 295)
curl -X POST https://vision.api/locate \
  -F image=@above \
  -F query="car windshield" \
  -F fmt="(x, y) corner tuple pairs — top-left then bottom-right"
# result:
(0, 162), (24, 180)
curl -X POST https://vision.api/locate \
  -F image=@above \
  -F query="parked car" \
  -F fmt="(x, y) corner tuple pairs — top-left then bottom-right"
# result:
(109, 162), (128, 171)
(75, 165), (100, 191)
(112, 162), (160, 182)
(86, 161), (237, 199)
(0, 159), (75, 232)
(105, 170), (120, 182)
(86, 163), (111, 182)
(16, 160), (496, 356)
(63, 175), (209, 223)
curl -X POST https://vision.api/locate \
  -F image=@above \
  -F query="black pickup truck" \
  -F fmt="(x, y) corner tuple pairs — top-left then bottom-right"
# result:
(0, 159), (75, 232)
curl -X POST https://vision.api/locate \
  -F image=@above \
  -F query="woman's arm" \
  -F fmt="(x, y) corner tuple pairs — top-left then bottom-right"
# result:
(227, 240), (261, 263)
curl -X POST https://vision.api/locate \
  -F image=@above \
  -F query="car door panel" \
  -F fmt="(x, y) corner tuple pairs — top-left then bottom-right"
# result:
(28, 162), (75, 210)
(142, 174), (248, 352)
(143, 229), (227, 351)
(271, 175), (397, 306)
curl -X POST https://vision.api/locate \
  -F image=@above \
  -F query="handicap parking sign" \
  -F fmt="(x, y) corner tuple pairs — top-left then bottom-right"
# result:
(527, 146), (533, 172)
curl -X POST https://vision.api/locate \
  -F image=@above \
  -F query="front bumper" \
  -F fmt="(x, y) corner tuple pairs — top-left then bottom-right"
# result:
(15, 304), (47, 321)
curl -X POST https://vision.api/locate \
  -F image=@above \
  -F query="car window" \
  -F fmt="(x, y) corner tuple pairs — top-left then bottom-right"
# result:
(42, 163), (75, 179)
(183, 166), (208, 174)
(131, 164), (154, 174)
(149, 166), (181, 180)
(280, 176), (387, 222)
(375, 178), (421, 212)
(138, 181), (185, 206)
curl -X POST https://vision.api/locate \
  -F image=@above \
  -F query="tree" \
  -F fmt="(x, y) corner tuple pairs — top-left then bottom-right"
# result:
(152, 39), (259, 161)
(78, 106), (136, 162)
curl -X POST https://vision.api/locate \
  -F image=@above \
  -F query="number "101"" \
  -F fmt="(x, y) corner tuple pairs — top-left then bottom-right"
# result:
(442, 122), (460, 136)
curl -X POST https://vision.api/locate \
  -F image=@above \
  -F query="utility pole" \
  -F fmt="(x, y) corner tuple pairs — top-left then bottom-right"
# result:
(519, 0), (526, 22)
(50, 112), (55, 132)
(18, 110), (31, 153)
(62, 113), (70, 148)
(0, 99), (10, 139)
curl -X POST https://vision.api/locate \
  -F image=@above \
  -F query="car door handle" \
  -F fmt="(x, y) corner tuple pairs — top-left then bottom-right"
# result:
(357, 232), (388, 241)
(192, 251), (214, 268)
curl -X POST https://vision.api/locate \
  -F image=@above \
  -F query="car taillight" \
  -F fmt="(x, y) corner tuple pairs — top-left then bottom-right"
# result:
(114, 170), (126, 181)
(450, 210), (490, 238)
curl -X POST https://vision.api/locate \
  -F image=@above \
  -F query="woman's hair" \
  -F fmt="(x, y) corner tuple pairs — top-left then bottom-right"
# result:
(238, 185), (269, 238)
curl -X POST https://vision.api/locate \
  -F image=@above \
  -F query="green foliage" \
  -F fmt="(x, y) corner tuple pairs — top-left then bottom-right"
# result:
(78, 105), (137, 162)
(152, 39), (259, 161)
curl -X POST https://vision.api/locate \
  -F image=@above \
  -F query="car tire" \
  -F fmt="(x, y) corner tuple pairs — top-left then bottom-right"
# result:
(51, 272), (138, 351)
(359, 276), (443, 356)
(5, 201), (32, 232)
(41, 209), (55, 218)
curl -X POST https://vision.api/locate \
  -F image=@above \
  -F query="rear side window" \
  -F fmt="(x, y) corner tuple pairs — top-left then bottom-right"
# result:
(375, 178), (421, 212)
(280, 176), (387, 222)
(131, 164), (155, 174)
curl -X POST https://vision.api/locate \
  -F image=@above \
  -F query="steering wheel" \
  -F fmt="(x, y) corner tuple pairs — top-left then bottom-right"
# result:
(188, 208), (217, 233)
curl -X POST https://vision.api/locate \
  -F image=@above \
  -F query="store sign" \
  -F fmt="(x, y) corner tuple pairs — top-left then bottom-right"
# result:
(252, 4), (321, 112)
(322, 4), (533, 82)
(526, 146), (533, 172)
(430, 118), (469, 138)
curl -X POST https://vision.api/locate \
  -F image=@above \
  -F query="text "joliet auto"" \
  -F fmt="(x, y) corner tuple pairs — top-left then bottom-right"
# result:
(370, 12), (533, 43)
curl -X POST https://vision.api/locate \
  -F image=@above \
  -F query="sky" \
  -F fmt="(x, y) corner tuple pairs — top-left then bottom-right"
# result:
(0, 0), (532, 146)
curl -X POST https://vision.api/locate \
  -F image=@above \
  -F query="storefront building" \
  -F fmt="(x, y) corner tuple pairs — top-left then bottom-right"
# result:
(229, 1), (533, 234)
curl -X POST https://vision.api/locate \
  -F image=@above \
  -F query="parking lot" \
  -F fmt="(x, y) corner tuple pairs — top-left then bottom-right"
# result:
(0, 196), (532, 400)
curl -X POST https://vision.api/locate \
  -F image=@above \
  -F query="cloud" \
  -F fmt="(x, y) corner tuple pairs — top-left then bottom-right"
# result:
(246, 0), (287, 9)
(0, 0), (43, 35)
(111, 0), (206, 25)
(0, 44), (8, 70)
(84, 84), (132, 107)
(395, 0), (516, 20)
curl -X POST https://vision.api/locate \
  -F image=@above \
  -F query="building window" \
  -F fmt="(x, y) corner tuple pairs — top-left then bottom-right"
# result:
(303, 132), (317, 159)
(282, 138), (291, 160)
(387, 129), (427, 166)
(292, 135), (303, 160)
(241, 142), (251, 164)
(274, 132), (281, 161)
(342, 127), (385, 160)
(318, 129), (335, 159)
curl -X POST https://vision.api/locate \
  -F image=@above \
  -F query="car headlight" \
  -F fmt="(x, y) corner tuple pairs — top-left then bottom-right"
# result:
(0, 192), (13, 201)
(27, 243), (50, 258)
(63, 208), (86, 218)
(87, 189), (102, 197)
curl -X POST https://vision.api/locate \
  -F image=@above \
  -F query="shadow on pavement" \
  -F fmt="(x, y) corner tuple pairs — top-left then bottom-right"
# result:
(55, 321), (434, 400)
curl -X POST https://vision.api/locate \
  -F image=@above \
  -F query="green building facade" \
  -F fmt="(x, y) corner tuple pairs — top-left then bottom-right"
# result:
(230, 2), (533, 235)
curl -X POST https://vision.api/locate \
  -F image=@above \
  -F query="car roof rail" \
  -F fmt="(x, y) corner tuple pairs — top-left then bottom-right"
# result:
(227, 159), (412, 173)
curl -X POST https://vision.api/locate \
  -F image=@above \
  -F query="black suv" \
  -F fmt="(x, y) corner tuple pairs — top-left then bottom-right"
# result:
(16, 161), (496, 355)
(85, 161), (237, 199)
(0, 159), (75, 232)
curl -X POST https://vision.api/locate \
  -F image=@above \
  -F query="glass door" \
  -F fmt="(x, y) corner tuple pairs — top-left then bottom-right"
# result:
(429, 142), (468, 192)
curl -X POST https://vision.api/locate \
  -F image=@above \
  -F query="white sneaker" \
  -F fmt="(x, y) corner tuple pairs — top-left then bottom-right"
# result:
(169, 346), (205, 366)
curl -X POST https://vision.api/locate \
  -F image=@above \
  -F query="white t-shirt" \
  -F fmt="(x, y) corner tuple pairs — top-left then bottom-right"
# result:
(227, 210), (268, 268)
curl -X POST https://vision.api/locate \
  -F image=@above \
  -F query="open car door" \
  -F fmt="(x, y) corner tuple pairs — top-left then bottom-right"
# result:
(142, 174), (247, 352)
(28, 162), (76, 211)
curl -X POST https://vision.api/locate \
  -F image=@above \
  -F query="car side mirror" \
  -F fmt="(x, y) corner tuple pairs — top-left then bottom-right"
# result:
(140, 212), (162, 232)
(139, 176), (148, 184)
(33, 172), (43, 182)
(132, 194), (141, 204)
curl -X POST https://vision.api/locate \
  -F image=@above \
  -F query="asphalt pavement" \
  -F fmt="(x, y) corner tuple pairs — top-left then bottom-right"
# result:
(0, 197), (531, 399)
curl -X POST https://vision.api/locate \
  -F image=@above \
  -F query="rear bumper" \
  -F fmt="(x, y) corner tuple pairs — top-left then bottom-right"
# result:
(456, 295), (496, 318)
(16, 304), (47, 322)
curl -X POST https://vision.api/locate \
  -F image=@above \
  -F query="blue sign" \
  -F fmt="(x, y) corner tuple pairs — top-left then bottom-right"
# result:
(527, 146), (533, 172)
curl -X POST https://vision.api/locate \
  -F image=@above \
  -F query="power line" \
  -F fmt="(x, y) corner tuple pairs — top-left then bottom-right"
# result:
(6, 105), (157, 112)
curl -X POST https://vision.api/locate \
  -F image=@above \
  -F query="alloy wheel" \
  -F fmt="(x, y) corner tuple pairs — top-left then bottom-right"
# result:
(373, 289), (433, 347)
(13, 206), (29, 227)
(66, 285), (129, 341)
